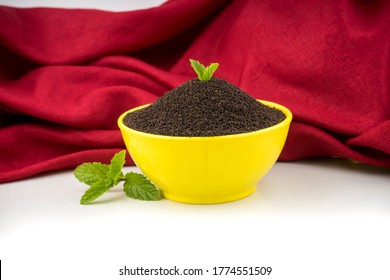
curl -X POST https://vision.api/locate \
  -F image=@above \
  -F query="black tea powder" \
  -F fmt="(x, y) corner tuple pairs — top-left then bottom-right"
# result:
(123, 77), (286, 137)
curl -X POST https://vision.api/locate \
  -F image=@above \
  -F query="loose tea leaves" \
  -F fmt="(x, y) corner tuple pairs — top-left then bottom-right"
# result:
(74, 150), (161, 204)
(123, 77), (286, 137)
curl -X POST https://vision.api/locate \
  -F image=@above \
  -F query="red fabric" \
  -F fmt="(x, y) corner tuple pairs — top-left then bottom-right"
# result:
(1, 0), (389, 183)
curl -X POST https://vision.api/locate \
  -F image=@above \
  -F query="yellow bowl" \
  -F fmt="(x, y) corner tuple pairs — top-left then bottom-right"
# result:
(118, 100), (292, 204)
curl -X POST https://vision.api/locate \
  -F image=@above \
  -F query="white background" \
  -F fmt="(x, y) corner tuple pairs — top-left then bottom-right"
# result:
(0, 0), (167, 11)
(1, 1), (390, 280)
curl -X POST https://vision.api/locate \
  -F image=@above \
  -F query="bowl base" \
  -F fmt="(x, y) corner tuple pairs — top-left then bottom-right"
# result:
(162, 186), (256, 205)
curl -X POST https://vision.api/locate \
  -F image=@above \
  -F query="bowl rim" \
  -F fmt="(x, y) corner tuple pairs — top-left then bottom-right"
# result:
(117, 100), (292, 140)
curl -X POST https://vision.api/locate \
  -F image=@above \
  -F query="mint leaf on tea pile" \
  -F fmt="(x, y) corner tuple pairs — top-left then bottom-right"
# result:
(190, 59), (219, 81)
(190, 59), (206, 79)
(203, 63), (219, 80)
(124, 172), (162, 201)
(74, 150), (161, 204)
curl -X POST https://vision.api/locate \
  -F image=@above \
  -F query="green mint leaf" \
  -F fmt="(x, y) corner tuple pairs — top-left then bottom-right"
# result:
(190, 59), (206, 80)
(74, 162), (109, 186)
(204, 63), (219, 80)
(123, 172), (162, 201)
(108, 150), (126, 185)
(80, 179), (114, 205)
(189, 59), (219, 81)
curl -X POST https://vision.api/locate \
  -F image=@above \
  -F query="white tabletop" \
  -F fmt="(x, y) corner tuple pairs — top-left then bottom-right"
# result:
(1, 160), (389, 280)
(0, 1), (389, 279)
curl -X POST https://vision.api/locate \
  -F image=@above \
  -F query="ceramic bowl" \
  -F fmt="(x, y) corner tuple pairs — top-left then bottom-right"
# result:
(118, 100), (292, 204)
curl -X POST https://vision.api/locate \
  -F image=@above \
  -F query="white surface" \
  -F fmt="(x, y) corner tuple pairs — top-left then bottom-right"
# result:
(1, 160), (390, 280)
(0, 0), (167, 11)
(1, 1), (390, 279)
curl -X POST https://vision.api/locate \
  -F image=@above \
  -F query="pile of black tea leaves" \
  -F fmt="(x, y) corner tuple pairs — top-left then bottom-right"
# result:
(123, 77), (286, 137)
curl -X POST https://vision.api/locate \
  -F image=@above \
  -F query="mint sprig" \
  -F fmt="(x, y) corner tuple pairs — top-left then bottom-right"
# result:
(74, 150), (161, 204)
(190, 59), (219, 81)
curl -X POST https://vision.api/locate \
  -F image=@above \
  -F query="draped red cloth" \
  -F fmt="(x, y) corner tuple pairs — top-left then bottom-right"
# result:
(1, 0), (389, 183)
